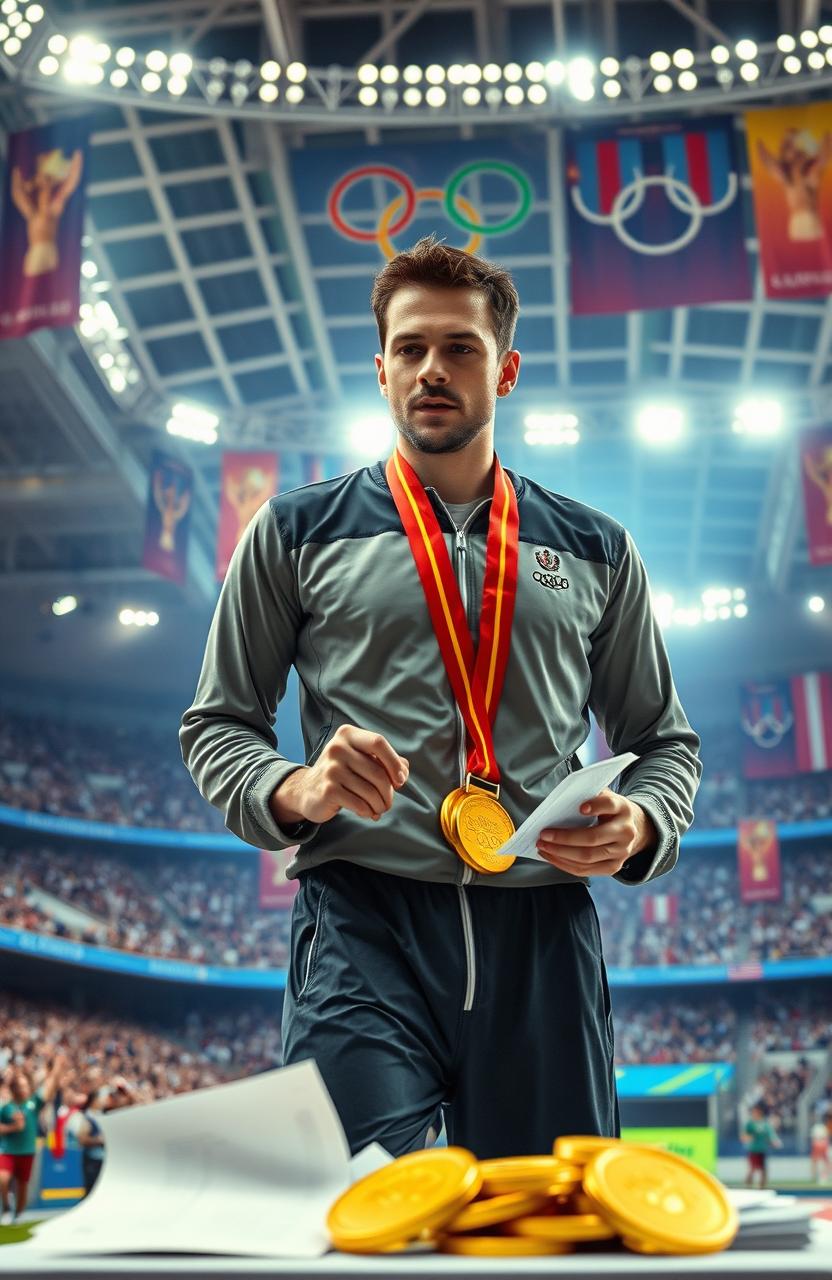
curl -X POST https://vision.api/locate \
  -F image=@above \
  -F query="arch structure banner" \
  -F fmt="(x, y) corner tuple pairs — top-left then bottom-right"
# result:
(565, 116), (751, 314)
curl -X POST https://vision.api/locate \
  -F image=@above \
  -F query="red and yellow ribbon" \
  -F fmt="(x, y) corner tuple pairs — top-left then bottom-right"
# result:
(385, 449), (519, 784)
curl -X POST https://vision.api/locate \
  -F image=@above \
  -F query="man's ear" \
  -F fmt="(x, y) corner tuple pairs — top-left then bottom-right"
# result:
(375, 353), (387, 396)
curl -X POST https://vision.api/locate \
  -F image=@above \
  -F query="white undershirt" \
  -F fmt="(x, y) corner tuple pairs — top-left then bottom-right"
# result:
(442, 499), (482, 530)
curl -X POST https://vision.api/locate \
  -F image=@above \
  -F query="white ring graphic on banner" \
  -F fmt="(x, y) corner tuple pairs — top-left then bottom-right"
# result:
(570, 167), (738, 256)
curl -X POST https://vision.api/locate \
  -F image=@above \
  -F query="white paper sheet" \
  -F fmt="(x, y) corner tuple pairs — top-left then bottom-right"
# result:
(28, 1061), (351, 1258)
(499, 752), (639, 861)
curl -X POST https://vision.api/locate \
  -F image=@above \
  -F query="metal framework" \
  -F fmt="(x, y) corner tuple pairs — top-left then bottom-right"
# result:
(0, 0), (831, 618)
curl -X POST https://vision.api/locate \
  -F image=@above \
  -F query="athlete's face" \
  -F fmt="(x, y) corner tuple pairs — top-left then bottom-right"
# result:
(375, 285), (519, 455)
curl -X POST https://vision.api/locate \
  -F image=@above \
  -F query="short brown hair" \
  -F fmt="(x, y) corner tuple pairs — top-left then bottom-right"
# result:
(370, 234), (519, 357)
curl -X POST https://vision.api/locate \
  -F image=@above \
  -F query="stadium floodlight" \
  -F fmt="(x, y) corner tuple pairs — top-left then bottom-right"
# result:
(710, 44), (730, 63)
(98, 352), (114, 369)
(118, 609), (135, 626)
(568, 56), (595, 81)
(68, 34), (94, 59)
(735, 39), (758, 60)
(649, 50), (671, 71)
(702, 587), (733, 607)
(286, 61), (307, 82)
(47, 32), (67, 53)
(52, 595), (77, 617)
(503, 62), (523, 82)
(732, 397), (783, 436)
(485, 86), (502, 105)
(169, 52), (192, 76)
(26, 2), (44, 17)
(380, 64), (398, 83)
(800, 29), (819, 48)
(93, 42), (110, 62)
(545, 59), (565, 85)
(447, 64), (465, 84)
(678, 71), (698, 90)
(504, 84), (524, 105)
(783, 55), (802, 73)
(15, 21), (29, 37)
(673, 48), (694, 68)
(348, 414), (392, 457)
(527, 83), (547, 104)
(636, 403), (685, 444)
(403, 64), (422, 83)
(483, 62), (502, 82)
(654, 73), (673, 92)
(285, 83), (305, 103)
(230, 80), (249, 103)
(141, 71), (161, 92)
(652, 593), (675, 627)
(808, 595), (826, 613)
(358, 63), (378, 84)
(109, 68), (127, 86)
(358, 85), (378, 106)
(145, 49), (167, 72)
(425, 63), (445, 84)
(403, 87), (422, 106)
(821, 25), (832, 42)
(808, 50), (825, 69)
(261, 60), (280, 80)
(115, 45), (135, 66)
(599, 56), (619, 76)
(777, 34), (797, 52)
(603, 80), (621, 98)
(167, 401), (220, 444)
(168, 75), (188, 95)
(740, 62), (760, 80)
(524, 412), (580, 446)
(525, 61), (545, 81)
(463, 64), (481, 83)
(380, 88), (398, 109)
(425, 85), (446, 107)
(462, 86), (481, 106)
(38, 54), (58, 74)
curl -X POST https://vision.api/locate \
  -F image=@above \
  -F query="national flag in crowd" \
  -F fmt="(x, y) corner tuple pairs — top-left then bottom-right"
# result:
(215, 451), (278, 582)
(0, 117), (91, 340)
(741, 674), (832, 778)
(737, 819), (782, 903)
(302, 453), (325, 485)
(641, 894), (678, 925)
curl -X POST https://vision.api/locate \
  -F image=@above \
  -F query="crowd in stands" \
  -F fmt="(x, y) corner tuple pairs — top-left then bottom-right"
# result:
(0, 845), (291, 968)
(1, 709), (831, 836)
(744, 1060), (816, 1133)
(746, 850), (832, 962)
(0, 994), (282, 1107)
(613, 998), (738, 1065)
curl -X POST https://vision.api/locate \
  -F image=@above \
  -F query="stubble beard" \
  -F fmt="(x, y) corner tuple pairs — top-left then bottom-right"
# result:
(391, 404), (491, 455)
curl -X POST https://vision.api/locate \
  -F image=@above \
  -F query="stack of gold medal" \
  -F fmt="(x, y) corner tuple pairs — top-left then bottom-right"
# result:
(440, 784), (517, 875)
(327, 1135), (739, 1258)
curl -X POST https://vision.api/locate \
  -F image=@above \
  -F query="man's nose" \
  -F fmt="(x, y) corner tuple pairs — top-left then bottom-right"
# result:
(417, 355), (450, 384)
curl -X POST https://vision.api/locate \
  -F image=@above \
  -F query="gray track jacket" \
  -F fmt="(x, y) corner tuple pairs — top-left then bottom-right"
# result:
(180, 461), (701, 889)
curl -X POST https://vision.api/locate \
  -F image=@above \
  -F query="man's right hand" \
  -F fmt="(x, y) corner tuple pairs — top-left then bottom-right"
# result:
(12, 1111), (25, 1131)
(269, 725), (409, 826)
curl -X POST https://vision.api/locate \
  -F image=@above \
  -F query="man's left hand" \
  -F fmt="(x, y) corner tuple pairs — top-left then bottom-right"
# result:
(536, 789), (657, 877)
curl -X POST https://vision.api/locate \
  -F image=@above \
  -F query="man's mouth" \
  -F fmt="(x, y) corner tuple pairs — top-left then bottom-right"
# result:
(414, 399), (458, 412)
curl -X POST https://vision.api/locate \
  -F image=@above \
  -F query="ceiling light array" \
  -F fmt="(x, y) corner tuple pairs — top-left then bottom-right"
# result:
(517, 399), (790, 449)
(652, 587), (748, 629)
(166, 401), (220, 445)
(77, 242), (143, 402)
(17, 9), (832, 115)
(51, 594), (77, 616)
(118, 608), (159, 627)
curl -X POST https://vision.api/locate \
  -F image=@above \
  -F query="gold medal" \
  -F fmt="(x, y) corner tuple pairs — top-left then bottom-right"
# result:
(453, 789), (516, 873)
(479, 1156), (580, 1196)
(327, 1146), (481, 1254)
(507, 1213), (617, 1243)
(438, 1234), (573, 1256)
(583, 1146), (738, 1255)
(443, 1190), (552, 1234)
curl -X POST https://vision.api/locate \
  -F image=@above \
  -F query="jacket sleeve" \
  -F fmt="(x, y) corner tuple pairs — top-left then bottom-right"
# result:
(179, 499), (320, 851)
(587, 527), (702, 885)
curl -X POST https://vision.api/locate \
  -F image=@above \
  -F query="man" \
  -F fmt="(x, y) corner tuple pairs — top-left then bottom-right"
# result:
(0, 1054), (65, 1223)
(181, 236), (701, 1158)
(742, 1102), (782, 1188)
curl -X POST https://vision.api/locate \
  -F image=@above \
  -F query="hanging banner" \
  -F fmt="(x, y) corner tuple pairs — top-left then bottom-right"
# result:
(801, 424), (832, 566)
(216, 451), (278, 581)
(258, 847), (299, 909)
(738, 819), (781, 903)
(746, 103), (832, 299)
(142, 451), (193, 585)
(741, 673), (832, 777)
(0, 117), (90, 340)
(565, 116), (751, 314)
(642, 894), (679, 924)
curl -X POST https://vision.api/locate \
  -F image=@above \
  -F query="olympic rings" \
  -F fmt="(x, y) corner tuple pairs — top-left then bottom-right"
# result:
(444, 161), (533, 236)
(327, 161), (534, 255)
(378, 187), (482, 261)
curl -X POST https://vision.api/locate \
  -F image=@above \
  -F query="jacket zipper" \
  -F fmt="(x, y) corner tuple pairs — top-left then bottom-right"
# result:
(430, 492), (489, 1013)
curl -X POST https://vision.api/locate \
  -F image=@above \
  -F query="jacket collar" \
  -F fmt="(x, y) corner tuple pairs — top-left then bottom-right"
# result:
(368, 459), (525, 503)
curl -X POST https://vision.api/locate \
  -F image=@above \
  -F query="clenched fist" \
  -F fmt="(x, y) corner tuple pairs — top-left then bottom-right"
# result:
(269, 725), (409, 827)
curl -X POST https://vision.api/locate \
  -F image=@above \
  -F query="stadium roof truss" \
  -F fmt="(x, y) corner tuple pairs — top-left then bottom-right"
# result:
(0, 0), (831, 612)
